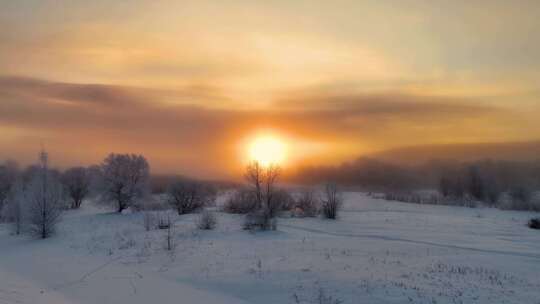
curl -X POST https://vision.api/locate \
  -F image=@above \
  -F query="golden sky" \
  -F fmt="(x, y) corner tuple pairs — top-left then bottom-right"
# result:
(1, 0), (539, 177)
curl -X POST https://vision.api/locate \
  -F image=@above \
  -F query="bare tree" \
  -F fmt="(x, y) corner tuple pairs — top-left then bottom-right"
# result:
(0, 160), (19, 215)
(244, 161), (281, 216)
(244, 161), (264, 208)
(321, 183), (342, 220)
(101, 153), (150, 213)
(62, 167), (90, 209)
(262, 165), (281, 218)
(243, 161), (282, 230)
(26, 150), (64, 239)
(167, 180), (215, 215)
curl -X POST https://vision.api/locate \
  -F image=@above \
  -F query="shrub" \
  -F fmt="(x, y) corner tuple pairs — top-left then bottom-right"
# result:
(385, 191), (477, 208)
(243, 209), (276, 231)
(528, 218), (540, 230)
(263, 188), (291, 219)
(197, 210), (217, 230)
(223, 188), (258, 214)
(499, 194), (540, 211)
(293, 190), (319, 217)
(242, 189), (293, 230)
(167, 180), (215, 215)
(321, 183), (342, 220)
(271, 188), (295, 213)
(509, 186), (533, 204)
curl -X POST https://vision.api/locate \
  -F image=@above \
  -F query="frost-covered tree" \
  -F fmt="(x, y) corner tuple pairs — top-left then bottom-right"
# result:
(26, 150), (64, 239)
(101, 153), (150, 213)
(243, 161), (282, 230)
(61, 167), (90, 209)
(167, 180), (215, 215)
(244, 161), (281, 215)
(244, 161), (264, 208)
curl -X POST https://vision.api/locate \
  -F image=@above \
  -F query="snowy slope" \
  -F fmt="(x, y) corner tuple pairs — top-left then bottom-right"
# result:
(1, 193), (539, 304)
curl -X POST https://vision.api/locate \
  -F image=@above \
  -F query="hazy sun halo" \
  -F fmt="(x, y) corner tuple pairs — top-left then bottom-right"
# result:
(247, 135), (286, 167)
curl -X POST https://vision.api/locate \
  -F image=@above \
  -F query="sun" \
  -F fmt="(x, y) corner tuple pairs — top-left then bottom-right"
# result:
(247, 135), (287, 167)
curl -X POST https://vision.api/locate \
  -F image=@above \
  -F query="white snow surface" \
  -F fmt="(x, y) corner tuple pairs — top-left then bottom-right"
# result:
(1, 192), (539, 304)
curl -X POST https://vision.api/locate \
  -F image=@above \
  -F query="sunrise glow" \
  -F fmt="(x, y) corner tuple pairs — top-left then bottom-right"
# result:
(247, 135), (287, 167)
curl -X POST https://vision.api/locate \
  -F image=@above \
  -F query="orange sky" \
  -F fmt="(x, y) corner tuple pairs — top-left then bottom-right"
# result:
(1, 0), (539, 178)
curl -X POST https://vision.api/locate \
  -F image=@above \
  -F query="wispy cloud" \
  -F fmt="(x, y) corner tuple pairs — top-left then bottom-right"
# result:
(1, 76), (532, 176)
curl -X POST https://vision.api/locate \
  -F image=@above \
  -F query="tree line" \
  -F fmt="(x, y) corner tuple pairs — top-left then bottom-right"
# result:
(0, 149), (346, 239)
(0, 151), (152, 238)
(291, 158), (540, 210)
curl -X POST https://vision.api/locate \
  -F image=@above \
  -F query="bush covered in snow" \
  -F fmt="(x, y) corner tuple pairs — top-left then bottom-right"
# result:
(167, 180), (215, 215)
(243, 209), (277, 231)
(295, 190), (320, 217)
(223, 188), (259, 214)
(271, 188), (295, 213)
(384, 192), (478, 208)
(197, 210), (217, 230)
(499, 195), (540, 212)
(508, 186), (533, 204)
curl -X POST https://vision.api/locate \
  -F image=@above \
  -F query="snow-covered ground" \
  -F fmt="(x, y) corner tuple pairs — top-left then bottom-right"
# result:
(1, 192), (539, 304)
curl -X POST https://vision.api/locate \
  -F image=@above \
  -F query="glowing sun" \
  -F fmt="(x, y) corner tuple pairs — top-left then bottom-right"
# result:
(247, 135), (287, 167)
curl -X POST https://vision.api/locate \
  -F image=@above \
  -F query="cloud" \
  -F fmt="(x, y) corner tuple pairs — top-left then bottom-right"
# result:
(270, 92), (504, 142)
(276, 92), (496, 117)
(0, 76), (533, 177)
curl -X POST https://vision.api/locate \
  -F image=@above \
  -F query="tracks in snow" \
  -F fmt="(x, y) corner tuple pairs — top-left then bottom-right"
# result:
(280, 223), (540, 260)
